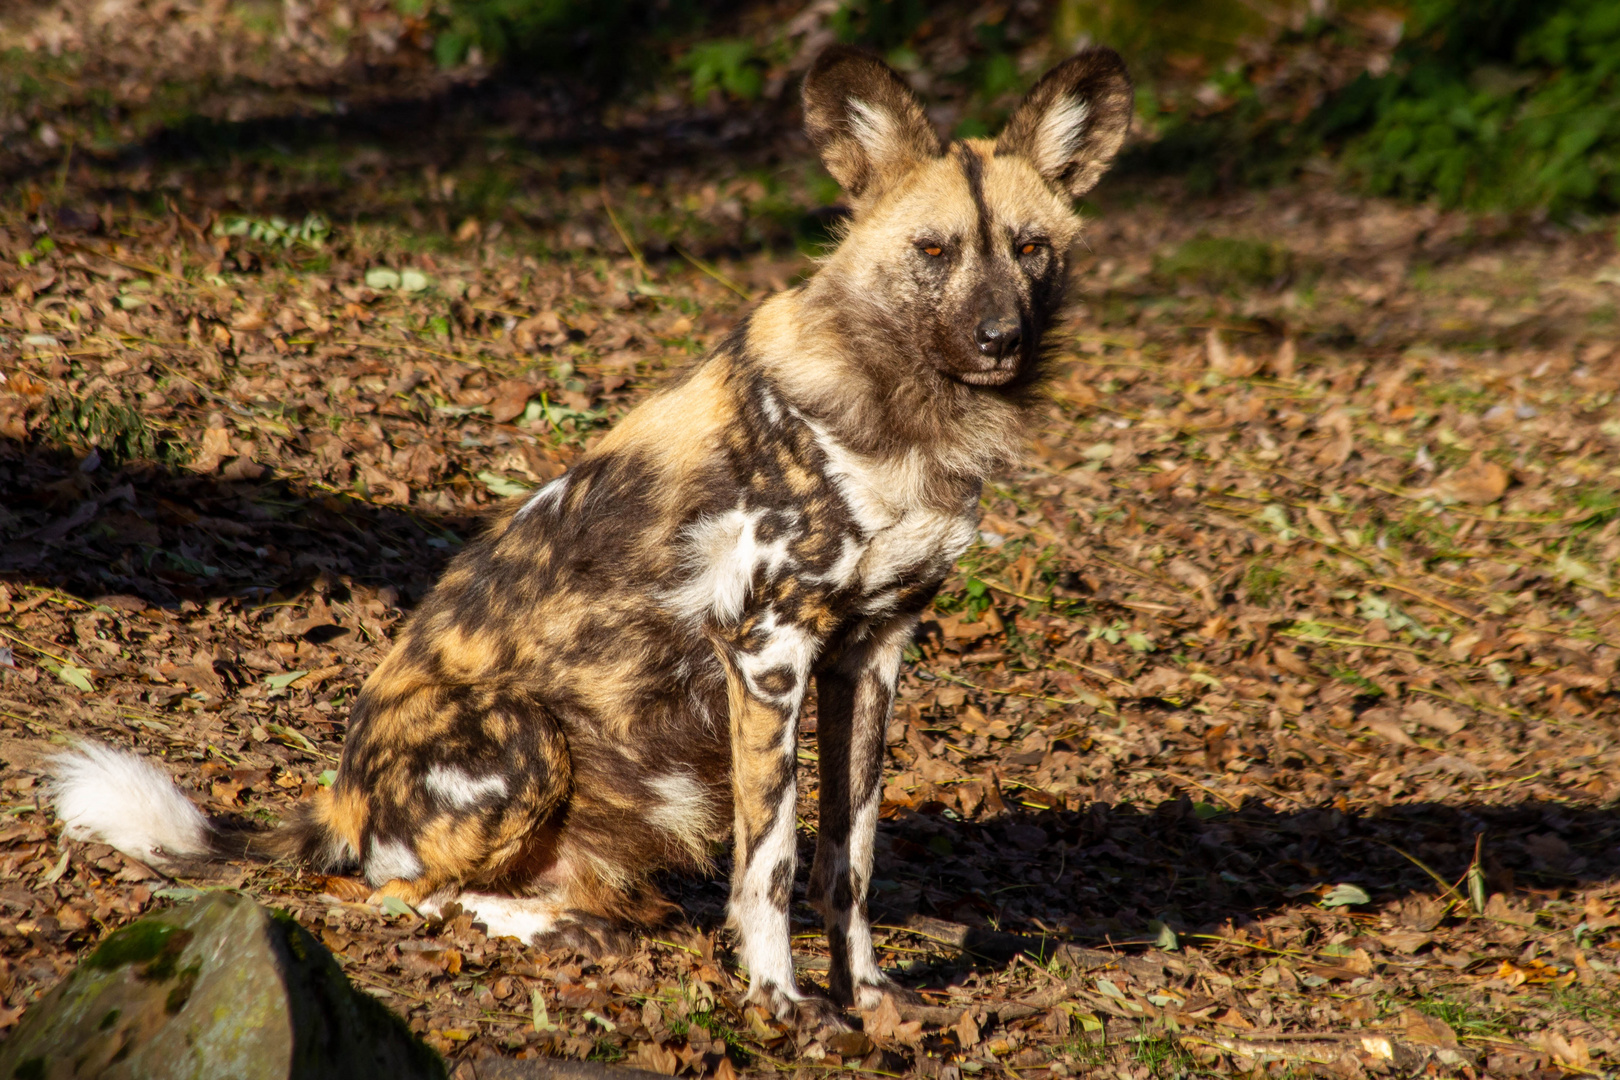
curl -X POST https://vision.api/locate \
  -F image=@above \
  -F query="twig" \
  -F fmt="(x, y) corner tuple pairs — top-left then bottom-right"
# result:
(600, 183), (651, 281)
(1143, 768), (1241, 810)
(979, 578), (1052, 606)
(0, 628), (80, 668)
(1366, 578), (1481, 622)
(674, 246), (753, 301)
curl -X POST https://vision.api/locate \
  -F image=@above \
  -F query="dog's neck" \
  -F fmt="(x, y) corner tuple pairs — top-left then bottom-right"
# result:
(743, 282), (1036, 506)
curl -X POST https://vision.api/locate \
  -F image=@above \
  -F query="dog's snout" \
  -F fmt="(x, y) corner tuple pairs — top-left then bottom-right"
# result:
(974, 317), (1022, 359)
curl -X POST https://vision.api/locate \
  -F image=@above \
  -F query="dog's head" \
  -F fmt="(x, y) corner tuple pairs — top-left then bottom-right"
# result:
(802, 46), (1132, 391)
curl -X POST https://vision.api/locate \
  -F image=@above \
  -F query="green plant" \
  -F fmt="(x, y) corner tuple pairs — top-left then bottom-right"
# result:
(1244, 562), (1285, 605)
(679, 40), (763, 102)
(39, 394), (174, 465)
(214, 212), (330, 249)
(830, 0), (928, 52)
(413, 0), (656, 75)
(1329, 0), (1620, 211)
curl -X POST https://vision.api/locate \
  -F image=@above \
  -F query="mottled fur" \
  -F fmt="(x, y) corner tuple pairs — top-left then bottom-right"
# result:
(50, 46), (1132, 1024)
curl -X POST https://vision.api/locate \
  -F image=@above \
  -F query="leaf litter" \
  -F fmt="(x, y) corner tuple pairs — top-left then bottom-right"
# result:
(1, 10), (1620, 1080)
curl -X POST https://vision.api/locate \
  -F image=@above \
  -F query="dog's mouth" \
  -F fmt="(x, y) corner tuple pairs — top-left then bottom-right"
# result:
(955, 367), (1019, 387)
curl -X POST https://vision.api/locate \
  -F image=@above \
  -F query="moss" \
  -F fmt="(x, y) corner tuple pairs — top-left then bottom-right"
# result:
(1153, 234), (1292, 291)
(84, 922), (194, 981)
(164, 967), (200, 1014)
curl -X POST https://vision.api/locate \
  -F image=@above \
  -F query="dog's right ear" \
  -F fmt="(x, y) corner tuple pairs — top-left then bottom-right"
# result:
(802, 46), (941, 205)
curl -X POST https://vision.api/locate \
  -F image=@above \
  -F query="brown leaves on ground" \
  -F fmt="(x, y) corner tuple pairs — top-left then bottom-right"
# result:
(2, 39), (1620, 1080)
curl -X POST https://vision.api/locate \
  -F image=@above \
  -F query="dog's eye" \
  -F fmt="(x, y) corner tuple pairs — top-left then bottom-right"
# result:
(921, 245), (943, 257)
(1019, 241), (1042, 256)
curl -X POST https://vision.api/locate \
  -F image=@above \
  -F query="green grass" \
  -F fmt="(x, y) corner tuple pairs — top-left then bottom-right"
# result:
(1153, 234), (1292, 292)
(1244, 563), (1286, 605)
(1406, 995), (1513, 1039)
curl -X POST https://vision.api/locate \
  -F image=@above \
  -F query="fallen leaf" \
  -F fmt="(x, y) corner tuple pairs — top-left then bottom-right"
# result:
(1377, 930), (1432, 954)
(488, 380), (535, 424)
(1320, 883), (1372, 908)
(190, 426), (234, 473)
(863, 994), (924, 1046)
(1434, 452), (1509, 505)
(1206, 328), (1262, 377)
(1400, 1009), (1457, 1048)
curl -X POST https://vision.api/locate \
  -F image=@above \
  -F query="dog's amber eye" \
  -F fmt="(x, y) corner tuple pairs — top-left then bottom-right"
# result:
(1020, 242), (1040, 255)
(922, 245), (943, 257)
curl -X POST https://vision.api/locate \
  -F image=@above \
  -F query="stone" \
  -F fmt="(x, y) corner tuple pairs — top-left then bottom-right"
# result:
(0, 892), (445, 1080)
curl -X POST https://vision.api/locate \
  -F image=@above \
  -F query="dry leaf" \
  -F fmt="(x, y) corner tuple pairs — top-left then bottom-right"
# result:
(1434, 452), (1509, 505)
(1206, 328), (1262, 377)
(488, 380), (535, 424)
(634, 1043), (680, 1076)
(190, 426), (234, 473)
(862, 994), (924, 1047)
(1360, 710), (1416, 746)
(315, 875), (372, 902)
(1376, 930), (1432, 954)
(1212, 1007), (1254, 1029)
(1402, 699), (1467, 734)
(1271, 337), (1297, 378)
(954, 1009), (980, 1048)
(1401, 1009), (1458, 1048)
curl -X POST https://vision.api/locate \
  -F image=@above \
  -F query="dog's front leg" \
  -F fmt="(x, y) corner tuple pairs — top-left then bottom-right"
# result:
(716, 626), (842, 1027)
(808, 613), (921, 1010)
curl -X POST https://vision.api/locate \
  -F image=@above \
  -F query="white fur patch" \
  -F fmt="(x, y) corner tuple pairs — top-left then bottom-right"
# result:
(646, 772), (718, 851)
(758, 387), (783, 424)
(810, 533), (864, 590)
(423, 764), (508, 808)
(48, 742), (212, 862)
(667, 506), (796, 624)
(364, 837), (423, 885)
(848, 98), (901, 164)
(452, 892), (562, 944)
(1030, 94), (1091, 179)
(729, 791), (801, 995)
(514, 475), (568, 520)
(807, 422), (979, 593)
(736, 613), (816, 713)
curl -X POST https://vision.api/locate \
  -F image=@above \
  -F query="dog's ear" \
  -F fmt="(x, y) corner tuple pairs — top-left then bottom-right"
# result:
(802, 46), (942, 203)
(995, 47), (1134, 199)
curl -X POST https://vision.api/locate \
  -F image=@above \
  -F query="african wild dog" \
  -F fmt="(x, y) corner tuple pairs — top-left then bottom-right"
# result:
(51, 46), (1133, 1024)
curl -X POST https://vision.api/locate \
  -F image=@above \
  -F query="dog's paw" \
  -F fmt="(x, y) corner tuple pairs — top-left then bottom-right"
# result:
(751, 982), (851, 1033)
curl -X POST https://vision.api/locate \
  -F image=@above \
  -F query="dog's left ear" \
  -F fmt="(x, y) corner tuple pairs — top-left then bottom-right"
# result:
(995, 47), (1134, 199)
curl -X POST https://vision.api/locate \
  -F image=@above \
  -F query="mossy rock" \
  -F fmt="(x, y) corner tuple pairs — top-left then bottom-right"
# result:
(0, 893), (445, 1080)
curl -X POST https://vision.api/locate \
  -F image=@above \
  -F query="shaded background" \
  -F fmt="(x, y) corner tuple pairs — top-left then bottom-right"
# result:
(5, 0), (1620, 230)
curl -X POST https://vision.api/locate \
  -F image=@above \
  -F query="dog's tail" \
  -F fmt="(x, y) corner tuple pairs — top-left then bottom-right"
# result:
(48, 741), (350, 871)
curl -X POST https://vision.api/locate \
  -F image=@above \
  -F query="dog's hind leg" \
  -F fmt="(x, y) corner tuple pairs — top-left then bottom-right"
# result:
(342, 684), (573, 911)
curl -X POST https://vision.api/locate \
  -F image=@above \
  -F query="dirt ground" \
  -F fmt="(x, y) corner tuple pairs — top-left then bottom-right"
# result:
(3, 8), (1620, 1077)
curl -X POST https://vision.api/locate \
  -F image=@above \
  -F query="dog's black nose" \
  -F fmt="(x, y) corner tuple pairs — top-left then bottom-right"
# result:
(974, 317), (1022, 359)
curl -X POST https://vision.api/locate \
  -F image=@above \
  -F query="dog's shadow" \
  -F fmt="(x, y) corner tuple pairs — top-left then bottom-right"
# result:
(662, 795), (1618, 987)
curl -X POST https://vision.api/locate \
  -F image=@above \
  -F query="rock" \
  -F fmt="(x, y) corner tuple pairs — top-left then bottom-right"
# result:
(0, 892), (445, 1080)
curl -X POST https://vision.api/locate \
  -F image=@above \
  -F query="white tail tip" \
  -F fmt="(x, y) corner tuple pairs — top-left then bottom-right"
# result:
(48, 742), (212, 863)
